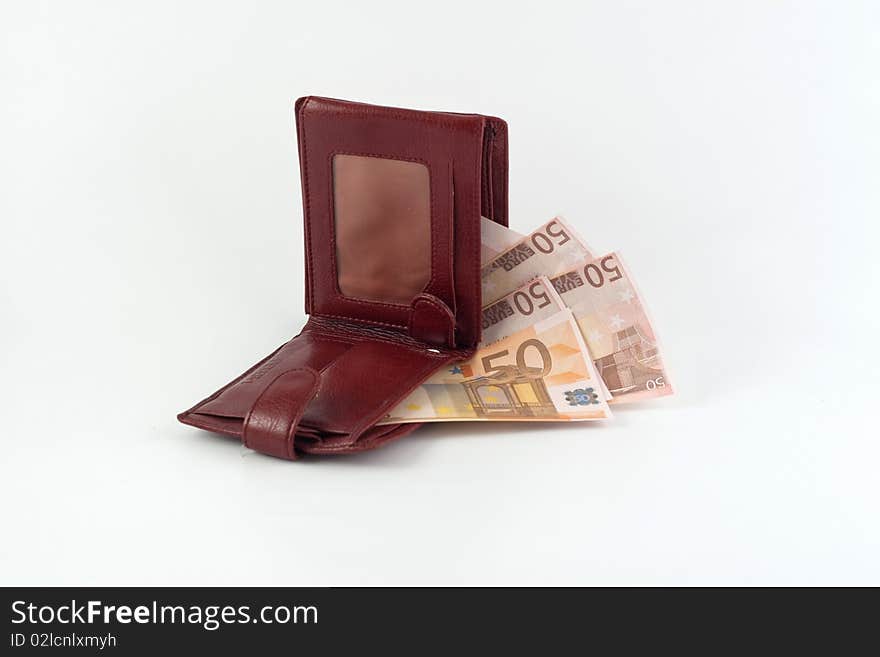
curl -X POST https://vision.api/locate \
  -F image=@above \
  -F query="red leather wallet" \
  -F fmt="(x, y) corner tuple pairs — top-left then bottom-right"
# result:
(178, 96), (509, 460)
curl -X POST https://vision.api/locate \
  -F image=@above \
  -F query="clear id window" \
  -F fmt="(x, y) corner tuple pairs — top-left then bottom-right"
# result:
(332, 154), (431, 304)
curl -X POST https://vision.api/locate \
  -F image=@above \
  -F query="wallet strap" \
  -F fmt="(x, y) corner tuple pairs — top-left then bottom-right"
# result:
(408, 293), (456, 348)
(242, 368), (321, 460)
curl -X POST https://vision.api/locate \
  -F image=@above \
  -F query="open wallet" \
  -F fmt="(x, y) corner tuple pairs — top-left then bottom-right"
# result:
(178, 96), (508, 460)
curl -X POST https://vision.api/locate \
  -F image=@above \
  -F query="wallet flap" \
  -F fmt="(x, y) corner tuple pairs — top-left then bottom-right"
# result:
(178, 321), (465, 457)
(296, 96), (503, 349)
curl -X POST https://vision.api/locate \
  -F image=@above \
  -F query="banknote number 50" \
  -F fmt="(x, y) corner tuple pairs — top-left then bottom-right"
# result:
(512, 281), (552, 316)
(530, 220), (571, 254)
(583, 255), (623, 288)
(481, 339), (553, 379)
(645, 377), (665, 391)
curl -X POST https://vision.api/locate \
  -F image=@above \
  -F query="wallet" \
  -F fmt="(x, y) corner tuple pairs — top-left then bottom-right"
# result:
(178, 96), (509, 460)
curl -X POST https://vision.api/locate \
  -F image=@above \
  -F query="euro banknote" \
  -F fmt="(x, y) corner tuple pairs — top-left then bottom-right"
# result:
(380, 278), (612, 424)
(550, 252), (673, 403)
(480, 216), (524, 264)
(481, 216), (595, 305)
(481, 275), (568, 344)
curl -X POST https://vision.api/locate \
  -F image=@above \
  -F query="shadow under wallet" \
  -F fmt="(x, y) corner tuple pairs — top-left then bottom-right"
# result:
(178, 96), (508, 460)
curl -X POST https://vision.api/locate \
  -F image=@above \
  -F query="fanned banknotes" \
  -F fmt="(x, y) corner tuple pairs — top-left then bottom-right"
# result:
(550, 252), (673, 402)
(381, 277), (612, 424)
(389, 217), (673, 426)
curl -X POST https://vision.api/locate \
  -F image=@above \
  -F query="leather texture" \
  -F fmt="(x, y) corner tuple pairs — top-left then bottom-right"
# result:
(178, 96), (508, 460)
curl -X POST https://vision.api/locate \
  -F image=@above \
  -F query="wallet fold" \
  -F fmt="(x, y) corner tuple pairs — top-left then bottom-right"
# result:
(178, 96), (508, 460)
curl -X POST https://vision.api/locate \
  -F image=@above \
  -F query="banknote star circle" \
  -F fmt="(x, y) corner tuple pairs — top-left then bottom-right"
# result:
(588, 328), (603, 343)
(609, 314), (625, 330)
(619, 288), (635, 303)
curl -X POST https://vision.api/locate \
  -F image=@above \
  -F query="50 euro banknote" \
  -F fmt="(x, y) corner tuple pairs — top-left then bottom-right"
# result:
(481, 216), (595, 305)
(550, 252), (673, 403)
(380, 277), (612, 424)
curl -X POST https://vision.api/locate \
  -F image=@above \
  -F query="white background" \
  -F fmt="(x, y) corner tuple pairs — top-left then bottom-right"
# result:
(2, 1), (878, 586)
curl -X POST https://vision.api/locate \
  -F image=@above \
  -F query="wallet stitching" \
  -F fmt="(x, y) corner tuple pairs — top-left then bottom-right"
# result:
(312, 312), (406, 330)
(494, 120), (508, 226)
(299, 97), (316, 314)
(444, 159), (456, 317)
(465, 119), (483, 346)
(481, 131), (491, 220)
(307, 324), (456, 357)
